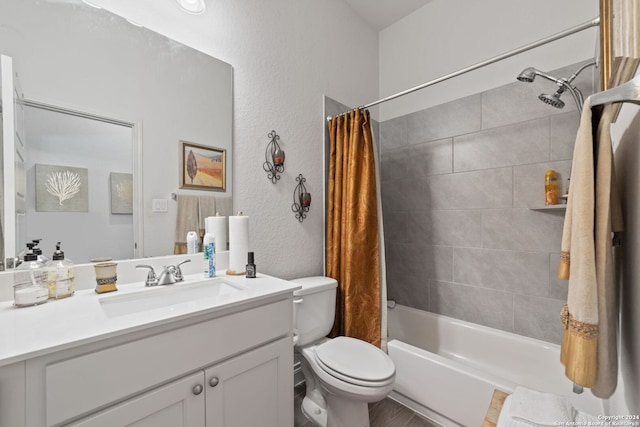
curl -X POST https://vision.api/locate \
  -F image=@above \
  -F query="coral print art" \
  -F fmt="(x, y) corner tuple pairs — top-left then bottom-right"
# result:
(35, 164), (89, 212)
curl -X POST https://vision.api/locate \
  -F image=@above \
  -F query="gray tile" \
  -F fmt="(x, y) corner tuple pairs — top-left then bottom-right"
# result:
(403, 414), (441, 427)
(381, 178), (430, 212)
(381, 149), (411, 182)
(454, 118), (550, 172)
(387, 274), (429, 311)
(549, 252), (569, 301)
(550, 111), (580, 161)
(430, 281), (514, 332)
(380, 115), (408, 152)
(406, 94), (482, 144)
(383, 210), (411, 245)
(453, 248), (549, 296)
(369, 397), (414, 427)
(386, 243), (453, 284)
(481, 208), (564, 252)
(513, 161), (572, 208)
(423, 209), (482, 247)
(406, 138), (453, 177)
(514, 294), (567, 344)
(429, 168), (512, 210)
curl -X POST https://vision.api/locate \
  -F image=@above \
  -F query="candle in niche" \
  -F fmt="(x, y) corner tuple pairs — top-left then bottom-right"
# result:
(301, 192), (311, 207)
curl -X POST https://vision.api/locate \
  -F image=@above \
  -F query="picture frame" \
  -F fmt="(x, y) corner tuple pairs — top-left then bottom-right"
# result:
(110, 172), (133, 214)
(179, 140), (226, 191)
(35, 164), (89, 212)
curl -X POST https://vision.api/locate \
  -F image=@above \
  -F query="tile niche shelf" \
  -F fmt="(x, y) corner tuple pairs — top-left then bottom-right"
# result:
(529, 204), (567, 211)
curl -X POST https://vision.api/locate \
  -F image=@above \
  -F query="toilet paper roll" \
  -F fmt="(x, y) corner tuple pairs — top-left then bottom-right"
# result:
(205, 216), (227, 252)
(228, 215), (249, 274)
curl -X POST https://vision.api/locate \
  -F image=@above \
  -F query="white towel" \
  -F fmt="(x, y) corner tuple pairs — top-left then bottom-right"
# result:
(497, 394), (599, 427)
(509, 387), (575, 426)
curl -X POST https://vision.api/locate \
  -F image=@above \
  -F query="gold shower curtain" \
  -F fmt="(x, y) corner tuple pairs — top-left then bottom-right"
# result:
(326, 108), (381, 348)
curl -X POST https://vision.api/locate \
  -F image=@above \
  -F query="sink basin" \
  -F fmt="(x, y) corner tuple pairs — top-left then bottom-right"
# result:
(99, 278), (245, 318)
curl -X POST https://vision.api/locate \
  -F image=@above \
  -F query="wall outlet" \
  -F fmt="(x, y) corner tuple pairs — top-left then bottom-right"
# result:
(152, 199), (168, 213)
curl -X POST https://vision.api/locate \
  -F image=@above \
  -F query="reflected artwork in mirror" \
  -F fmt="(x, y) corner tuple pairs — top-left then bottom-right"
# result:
(0, 0), (233, 264)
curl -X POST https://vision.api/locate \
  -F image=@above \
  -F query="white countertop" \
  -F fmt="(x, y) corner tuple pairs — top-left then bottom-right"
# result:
(0, 271), (300, 367)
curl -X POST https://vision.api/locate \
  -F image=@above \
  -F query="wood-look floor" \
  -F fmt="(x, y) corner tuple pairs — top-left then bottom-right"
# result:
(294, 383), (440, 427)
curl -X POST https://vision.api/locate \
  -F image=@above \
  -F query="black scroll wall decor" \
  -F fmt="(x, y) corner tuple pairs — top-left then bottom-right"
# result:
(292, 174), (311, 222)
(263, 130), (285, 183)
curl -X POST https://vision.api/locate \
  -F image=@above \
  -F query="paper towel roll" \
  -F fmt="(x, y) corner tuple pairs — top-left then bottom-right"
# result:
(205, 216), (227, 252)
(228, 215), (249, 274)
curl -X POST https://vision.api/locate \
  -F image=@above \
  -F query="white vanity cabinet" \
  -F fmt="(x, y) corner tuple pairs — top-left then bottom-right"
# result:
(17, 294), (295, 427)
(71, 337), (291, 427)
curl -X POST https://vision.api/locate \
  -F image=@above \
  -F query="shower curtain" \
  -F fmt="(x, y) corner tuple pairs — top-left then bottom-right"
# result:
(326, 108), (385, 348)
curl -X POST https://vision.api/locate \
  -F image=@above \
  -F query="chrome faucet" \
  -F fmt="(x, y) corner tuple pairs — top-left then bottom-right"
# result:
(136, 259), (191, 286)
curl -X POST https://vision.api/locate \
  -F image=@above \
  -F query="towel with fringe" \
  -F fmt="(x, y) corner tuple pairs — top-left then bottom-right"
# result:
(174, 195), (234, 254)
(174, 195), (200, 254)
(557, 100), (623, 397)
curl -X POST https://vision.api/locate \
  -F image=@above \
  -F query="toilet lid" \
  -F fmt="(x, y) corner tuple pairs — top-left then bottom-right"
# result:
(314, 337), (395, 384)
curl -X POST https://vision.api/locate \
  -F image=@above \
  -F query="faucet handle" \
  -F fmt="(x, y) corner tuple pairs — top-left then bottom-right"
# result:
(136, 264), (158, 287)
(175, 259), (191, 281)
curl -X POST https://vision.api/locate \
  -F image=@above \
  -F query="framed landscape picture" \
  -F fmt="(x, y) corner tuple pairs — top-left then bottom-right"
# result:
(179, 141), (226, 191)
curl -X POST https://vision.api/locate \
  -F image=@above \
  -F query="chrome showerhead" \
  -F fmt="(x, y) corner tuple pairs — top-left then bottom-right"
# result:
(516, 67), (537, 83)
(538, 91), (565, 109)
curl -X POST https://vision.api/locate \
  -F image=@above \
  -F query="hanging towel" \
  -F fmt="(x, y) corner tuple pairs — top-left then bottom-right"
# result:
(214, 196), (233, 218)
(557, 101), (623, 397)
(174, 195), (199, 254)
(197, 196), (217, 233)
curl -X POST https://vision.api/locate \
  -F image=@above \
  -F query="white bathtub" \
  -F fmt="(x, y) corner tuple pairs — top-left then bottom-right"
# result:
(387, 304), (603, 427)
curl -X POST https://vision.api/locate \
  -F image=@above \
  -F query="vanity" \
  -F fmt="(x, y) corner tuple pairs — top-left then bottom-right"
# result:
(0, 271), (300, 427)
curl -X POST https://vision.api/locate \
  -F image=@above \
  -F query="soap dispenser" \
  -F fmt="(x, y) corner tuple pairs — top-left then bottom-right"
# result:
(31, 239), (50, 264)
(46, 242), (75, 299)
(13, 243), (48, 307)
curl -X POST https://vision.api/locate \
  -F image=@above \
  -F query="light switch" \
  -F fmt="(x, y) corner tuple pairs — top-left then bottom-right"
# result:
(152, 198), (168, 213)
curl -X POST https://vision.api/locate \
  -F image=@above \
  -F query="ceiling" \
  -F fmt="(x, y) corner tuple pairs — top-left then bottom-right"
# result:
(344, 0), (433, 31)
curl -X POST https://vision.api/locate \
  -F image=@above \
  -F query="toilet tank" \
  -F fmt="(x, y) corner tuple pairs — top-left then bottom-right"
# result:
(291, 276), (338, 347)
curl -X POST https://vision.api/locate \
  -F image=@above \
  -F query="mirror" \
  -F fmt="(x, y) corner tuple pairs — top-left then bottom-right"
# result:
(0, 0), (233, 263)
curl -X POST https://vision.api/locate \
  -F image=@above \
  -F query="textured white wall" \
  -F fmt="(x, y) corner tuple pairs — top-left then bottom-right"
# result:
(88, 0), (379, 279)
(378, 0), (600, 121)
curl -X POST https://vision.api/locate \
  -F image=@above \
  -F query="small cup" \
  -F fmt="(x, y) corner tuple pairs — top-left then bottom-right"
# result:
(94, 262), (118, 294)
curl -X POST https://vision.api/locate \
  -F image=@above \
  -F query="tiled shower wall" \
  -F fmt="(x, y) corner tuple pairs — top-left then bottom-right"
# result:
(380, 61), (594, 344)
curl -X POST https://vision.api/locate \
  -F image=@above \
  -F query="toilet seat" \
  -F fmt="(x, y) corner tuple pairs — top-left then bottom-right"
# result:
(314, 337), (395, 387)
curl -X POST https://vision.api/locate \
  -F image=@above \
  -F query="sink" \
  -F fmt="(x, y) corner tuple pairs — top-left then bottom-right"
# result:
(99, 278), (245, 318)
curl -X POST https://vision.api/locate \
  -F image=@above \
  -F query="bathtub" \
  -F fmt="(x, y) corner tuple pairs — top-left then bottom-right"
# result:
(387, 304), (604, 427)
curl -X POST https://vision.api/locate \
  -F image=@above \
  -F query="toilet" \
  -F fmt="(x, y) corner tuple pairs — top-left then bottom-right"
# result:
(291, 276), (396, 427)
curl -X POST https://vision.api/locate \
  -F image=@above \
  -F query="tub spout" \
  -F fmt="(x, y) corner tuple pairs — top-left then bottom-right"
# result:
(387, 300), (396, 309)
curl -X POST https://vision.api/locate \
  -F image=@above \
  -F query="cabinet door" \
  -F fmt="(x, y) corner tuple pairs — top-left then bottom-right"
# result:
(71, 371), (205, 427)
(205, 337), (293, 427)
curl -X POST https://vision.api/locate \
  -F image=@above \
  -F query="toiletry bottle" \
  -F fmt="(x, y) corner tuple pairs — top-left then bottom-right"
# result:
(13, 243), (48, 307)
(31, 239), (50, 264)
(246, 252), (256, 278)
(46, 242), (74, 299)
(203, 232), (216, 278)
(545, 169), (559, 206)
(187, 231), (198, 254)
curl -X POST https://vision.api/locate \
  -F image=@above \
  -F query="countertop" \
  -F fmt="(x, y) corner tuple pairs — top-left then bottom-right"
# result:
(0, 271), (300, 367)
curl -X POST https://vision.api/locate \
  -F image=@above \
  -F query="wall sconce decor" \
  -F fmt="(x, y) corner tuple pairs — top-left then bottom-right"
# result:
(292, 174), (311, 222)
(263, 130), (285, 183)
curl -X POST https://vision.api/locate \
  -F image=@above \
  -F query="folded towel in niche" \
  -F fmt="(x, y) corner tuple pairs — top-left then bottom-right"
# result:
(509, 386), (575, 426)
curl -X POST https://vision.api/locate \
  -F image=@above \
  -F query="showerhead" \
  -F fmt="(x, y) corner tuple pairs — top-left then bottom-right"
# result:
(516, 67), (537, 83)
(538, 92), (565, 109)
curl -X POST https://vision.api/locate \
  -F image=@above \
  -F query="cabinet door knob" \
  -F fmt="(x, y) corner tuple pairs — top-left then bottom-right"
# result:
(209, 377), (220, 387)
(192, 384), (204, 395)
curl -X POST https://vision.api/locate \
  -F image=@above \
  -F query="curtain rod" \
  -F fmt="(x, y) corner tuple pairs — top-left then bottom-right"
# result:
(327, 17), (600, 121)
